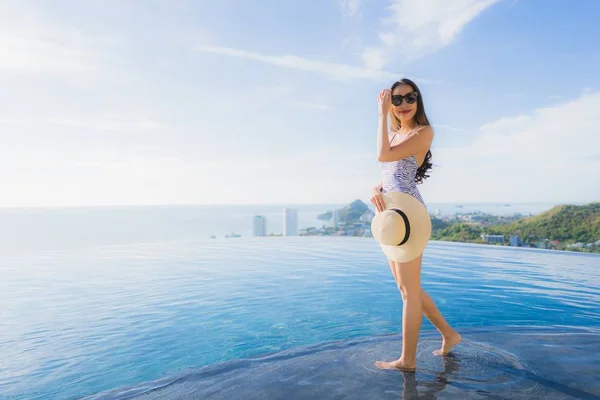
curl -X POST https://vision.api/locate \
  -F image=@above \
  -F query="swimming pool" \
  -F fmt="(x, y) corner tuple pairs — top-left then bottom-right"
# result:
(2, 237), (599, 399)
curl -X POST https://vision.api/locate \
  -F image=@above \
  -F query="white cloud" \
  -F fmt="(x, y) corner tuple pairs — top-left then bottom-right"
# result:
(0, 144), (375, 206)
(422, 91), (600, 202)
(474, 92), (600, 160)
(0, 114), (164, 133)
(0, 2), (113, 79)
(364, 0), (500, 68)
(341, 0), (361, 18)
(362, 47), (388, 70)
(197, 45), (436, 82)
(432, 124), (468, 132)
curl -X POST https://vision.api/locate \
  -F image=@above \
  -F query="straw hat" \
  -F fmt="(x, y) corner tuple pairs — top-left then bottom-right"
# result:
(371, 192), (432, 262)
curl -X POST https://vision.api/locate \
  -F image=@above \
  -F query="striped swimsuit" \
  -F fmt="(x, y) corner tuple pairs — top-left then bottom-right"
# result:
(381, 127), (426, 206)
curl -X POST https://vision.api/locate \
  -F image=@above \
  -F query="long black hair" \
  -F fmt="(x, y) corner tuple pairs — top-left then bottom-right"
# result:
(390, 78), (433, 184)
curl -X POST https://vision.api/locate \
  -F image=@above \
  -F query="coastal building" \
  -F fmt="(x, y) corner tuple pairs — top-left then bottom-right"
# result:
(332, 209), (338, 228)
(481, 234), (504, 243)
(283, 208), (298, 236)
(253, 215), (267, 237)
(509, 235), (520, 247)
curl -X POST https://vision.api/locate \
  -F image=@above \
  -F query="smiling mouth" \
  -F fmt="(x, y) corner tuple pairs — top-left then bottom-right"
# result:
(398, 110), (411, 114)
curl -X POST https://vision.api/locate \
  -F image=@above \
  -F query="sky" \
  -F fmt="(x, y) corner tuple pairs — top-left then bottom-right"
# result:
(1, 0), (599, 207)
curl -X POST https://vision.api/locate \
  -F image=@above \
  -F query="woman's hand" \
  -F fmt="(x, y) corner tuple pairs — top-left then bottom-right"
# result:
(371, 185), (385, 213)
(378, 89), (391, 115)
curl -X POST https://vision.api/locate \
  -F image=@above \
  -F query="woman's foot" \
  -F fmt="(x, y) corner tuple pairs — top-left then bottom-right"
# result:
(374, 357), (416, 372)
(433, 332), (462, 356)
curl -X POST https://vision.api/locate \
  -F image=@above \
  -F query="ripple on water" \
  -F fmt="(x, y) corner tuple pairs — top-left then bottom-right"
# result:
(80, 328), (600, 400)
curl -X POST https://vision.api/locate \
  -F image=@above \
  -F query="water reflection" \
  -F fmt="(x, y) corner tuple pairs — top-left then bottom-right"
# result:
(401, 354), (460, 400)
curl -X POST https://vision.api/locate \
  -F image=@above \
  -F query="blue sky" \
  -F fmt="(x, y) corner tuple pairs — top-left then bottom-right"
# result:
(1, 0), (599, 207)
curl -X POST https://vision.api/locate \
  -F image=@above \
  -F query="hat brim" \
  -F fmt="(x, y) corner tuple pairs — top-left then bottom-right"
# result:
(375, 192), (432, 263)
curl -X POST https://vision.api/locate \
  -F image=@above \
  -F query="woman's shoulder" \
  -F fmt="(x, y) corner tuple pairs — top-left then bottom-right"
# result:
(415, 125), (434, 140)
(416, 124), (433, 133)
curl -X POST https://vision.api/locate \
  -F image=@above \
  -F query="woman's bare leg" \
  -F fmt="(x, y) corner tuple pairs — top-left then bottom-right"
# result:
(420, 289), (461, 355)
(388, 258), (402, 292)
(376, 255), (422, 371)
(384, 256), (461, 358)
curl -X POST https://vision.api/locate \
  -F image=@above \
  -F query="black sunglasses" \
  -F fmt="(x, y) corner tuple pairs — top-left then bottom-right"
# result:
(391, 92), (418, 106)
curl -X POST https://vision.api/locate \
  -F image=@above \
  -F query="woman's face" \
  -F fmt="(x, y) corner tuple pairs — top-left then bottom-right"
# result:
(391, 83), (418, 123)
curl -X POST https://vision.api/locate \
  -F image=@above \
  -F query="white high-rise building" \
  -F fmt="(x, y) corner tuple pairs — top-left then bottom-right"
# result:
(332, 209), (338, 228)
(253, 215), (267, 237)
(283, 208), (298, 236)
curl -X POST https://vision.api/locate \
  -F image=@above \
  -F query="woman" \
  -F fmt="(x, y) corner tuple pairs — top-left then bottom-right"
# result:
(371, 78), (461, 372)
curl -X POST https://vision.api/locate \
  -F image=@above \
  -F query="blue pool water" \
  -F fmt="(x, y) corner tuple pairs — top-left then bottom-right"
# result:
(2, 237), (599, 399)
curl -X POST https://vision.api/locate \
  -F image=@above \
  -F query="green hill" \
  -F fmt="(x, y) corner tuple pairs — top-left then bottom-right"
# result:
(495, 202), (600, 243)
(431, 222), (482, 242)
(431, 202), (600, 252)
(338, 200), (369, 223)
(317, 200), (369, 223)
